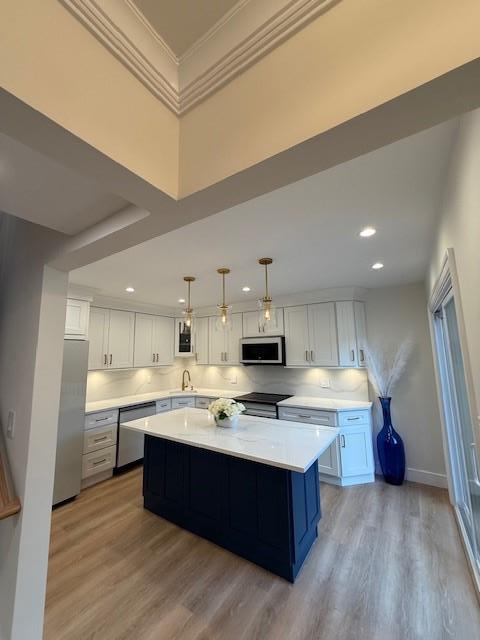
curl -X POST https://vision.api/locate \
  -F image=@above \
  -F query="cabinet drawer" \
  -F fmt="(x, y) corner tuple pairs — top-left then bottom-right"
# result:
(82, 445), (116, 479)
(85, 409), (119, 430)
(172, 397), (195, 409)
(278, 407), (337, 427)
(156, 398), (172, 413)
(195, 396), (214, 409)
(338, 411), (370, 427)
(83, 424), (117, 454)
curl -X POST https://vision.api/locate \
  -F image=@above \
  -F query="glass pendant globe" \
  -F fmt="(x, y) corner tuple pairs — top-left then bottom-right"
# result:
(258, 298), (276, 333)
(216, 305), (231, 331)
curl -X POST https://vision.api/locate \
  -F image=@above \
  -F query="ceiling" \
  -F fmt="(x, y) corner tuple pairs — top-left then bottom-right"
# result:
(0, 132), (128, 235)
(70, 119), (458, 307)
(132, 0), (240, 57)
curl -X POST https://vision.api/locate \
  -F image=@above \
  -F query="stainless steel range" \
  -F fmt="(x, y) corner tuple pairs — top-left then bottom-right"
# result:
(233, 392), (293, 419)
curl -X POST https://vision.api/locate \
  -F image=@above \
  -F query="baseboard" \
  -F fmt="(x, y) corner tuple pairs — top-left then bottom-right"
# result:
(405, 467), (448, 488)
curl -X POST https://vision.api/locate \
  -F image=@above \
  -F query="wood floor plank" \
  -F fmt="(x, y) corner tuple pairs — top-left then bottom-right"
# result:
(45, 468), (480, 640)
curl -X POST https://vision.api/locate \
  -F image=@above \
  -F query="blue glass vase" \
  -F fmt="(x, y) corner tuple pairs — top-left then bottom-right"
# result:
(377, 397), (405, 485)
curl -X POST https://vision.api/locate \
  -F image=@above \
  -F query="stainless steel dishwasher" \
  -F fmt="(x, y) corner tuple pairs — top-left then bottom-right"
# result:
(117, 402), (156, 469)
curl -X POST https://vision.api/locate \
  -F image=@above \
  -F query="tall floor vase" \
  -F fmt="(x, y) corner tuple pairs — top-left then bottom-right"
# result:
(377, 397), (405, 485)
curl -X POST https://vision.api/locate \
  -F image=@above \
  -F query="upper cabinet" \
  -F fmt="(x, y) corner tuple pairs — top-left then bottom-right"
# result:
(174, 318), (194, 358)
(284, 303), (338, 367)
(242, 308), (284, 337)
(284, 301), (366, 369)
(134, 313), (174, 367)
(65, 298), (90, 340)
(209, 313), (243, 365)
(193, 316), (209, 365)
(88, 307), (135, 370)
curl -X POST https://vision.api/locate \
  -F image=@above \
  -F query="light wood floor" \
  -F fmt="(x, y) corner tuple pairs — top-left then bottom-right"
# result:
(45, 468), (480, 640)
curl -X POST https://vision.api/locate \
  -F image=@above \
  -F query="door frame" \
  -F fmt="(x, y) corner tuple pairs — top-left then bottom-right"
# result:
(429, 248), (480, 596)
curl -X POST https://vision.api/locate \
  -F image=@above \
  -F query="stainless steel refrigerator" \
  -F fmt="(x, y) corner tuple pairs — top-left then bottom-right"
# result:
(52, 339), (89, 506)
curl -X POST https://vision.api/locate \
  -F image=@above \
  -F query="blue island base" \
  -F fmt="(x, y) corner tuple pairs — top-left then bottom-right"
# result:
(143, 435), (321, 582)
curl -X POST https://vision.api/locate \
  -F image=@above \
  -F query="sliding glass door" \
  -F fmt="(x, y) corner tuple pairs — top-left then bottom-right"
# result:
(434, 289), (480, 572)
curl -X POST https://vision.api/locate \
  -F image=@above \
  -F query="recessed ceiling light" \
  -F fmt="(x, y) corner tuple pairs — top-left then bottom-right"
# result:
(125, 286), (135, 292)
(371, 262), (384, 270)
(178, 298), (186, 303)
(360, 226), (376, 237)
(242, 286), (251, 292)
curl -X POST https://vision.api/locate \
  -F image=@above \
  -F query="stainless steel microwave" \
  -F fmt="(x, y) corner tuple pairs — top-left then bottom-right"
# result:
(240, 336), (285, 365)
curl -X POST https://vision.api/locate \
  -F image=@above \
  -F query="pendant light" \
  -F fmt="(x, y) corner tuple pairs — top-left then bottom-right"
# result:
(258, 258), (276, 332)
(182, 276), (195, 329)
(216, 268), (231, 330)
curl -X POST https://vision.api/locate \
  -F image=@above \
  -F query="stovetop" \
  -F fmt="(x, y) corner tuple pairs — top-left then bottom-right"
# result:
(233, 392), (293, 406)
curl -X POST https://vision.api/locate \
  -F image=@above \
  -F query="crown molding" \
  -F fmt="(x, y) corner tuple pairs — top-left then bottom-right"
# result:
(60, 0), (338, 115)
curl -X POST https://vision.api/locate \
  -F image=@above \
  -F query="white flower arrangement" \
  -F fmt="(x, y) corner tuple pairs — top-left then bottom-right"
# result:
(364, 339), (413, 398)
(208, 398), (246, 421)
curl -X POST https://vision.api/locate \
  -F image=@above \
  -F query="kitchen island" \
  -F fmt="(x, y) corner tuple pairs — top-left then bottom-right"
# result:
(121, 408), (338, 581)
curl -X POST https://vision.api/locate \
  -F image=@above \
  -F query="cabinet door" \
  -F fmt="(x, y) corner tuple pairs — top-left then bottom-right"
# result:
(225, 313), (243, 365)
(354, 301), (367, 367)
(88, 307), (109, 370)
(194, 316), (209, 364)
(208, 317), (226, 365)
(243, 308), (284, 337)
(134, 313), (155, 367)
(284, 306), (310, 366)
(339, 426), (374, 477)
(336, 301), (358, 367)
(108, 309), (135, 369)
(318, 437), (340, 477)
(154, 316), (174, 365)
(65, 298), (90, 339)
(308, 303), (339, 366)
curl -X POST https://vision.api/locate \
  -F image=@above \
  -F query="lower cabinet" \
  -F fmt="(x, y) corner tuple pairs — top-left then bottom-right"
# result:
(82, 409), (119, 488)
(318, 438), (340, 477)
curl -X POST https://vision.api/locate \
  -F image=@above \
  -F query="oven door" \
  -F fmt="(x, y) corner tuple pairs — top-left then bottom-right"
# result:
(240, 336), (285, 365)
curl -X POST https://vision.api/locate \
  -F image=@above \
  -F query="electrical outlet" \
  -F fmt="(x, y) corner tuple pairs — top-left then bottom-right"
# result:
(146, 374), (152, 384)
(230, 375), (237, 384)
(320, 379), (330, 389)
(7, 410), (15, 439)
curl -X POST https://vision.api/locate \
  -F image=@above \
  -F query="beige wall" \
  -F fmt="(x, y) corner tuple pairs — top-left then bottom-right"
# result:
(179, 0), (480, 196)
(0, 215), (68, 640)
(0, 0), (179, 198)
(429, 108), (480, 424)
(365, 283), (446, 486)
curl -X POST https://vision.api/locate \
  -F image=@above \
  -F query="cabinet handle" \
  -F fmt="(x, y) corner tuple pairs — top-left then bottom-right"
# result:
(341, 435), (346, 448)
(195, 352), (198, 362)
(109, 354), (113, 365)
(95, 417), (110, 423)
(93, 435), (108, 443)
(153, 353), (155, 363)
(92, 458), (107, 466)
(310, 350), (314, 362)
(359, 348), (365, 362)
(298, 414), (312, 419)
(156, 353), (159, 362)
(305, 350), (309, 362)
(104, 354), (107, 366)
(347, 416), (360, 421)
(350, 349), (355, 362)
(225, 352), (228, 362)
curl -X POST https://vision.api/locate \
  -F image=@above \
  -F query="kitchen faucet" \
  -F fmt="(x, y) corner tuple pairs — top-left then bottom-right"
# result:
(181, 369), (192, 391)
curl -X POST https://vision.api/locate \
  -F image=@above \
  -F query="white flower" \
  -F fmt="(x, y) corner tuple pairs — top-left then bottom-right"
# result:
(208, 398), (246, 420)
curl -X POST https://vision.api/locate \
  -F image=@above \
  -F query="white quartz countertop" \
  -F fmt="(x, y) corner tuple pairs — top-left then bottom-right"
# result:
(85, 388), (250, 414)
(277, 396), (372, 412)
(121, 407), (339, 473)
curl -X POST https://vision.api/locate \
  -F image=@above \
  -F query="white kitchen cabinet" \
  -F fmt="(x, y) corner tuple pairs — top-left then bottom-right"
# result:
(284, 303), (338, 367)
(242, 308), (284, 337)
(88, 307), (135, 370)
(308, 303), (339, 367)
(174, 318), (194, 357)
(354, 301), (367, 367)
(336, 301), (358, 367)
(208, 313), (242, 365)
(65, 298), (90, 340)
(318, 439), (341, 476)
(284, 306), (310, 366)
(338, 424), (374, 478)
(134, 314), (174, 367)
(193, 316), (209, 364)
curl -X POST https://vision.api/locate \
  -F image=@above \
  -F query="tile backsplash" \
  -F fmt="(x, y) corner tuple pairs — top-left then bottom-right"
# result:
(87, 359), (368, 402)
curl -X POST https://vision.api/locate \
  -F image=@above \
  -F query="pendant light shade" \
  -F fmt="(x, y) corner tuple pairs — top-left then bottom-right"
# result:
(258, 258), (276, 332)
(182, 276), (195, 330)
(216, 268), (231, 330)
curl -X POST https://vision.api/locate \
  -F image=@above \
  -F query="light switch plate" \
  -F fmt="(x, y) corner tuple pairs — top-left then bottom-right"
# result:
(7, 410), (15, 439)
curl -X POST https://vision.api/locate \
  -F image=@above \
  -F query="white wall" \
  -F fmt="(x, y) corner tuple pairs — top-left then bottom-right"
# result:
(365, 283), (446, 487)
(429, 109), (480, 425)
(86, 360), (368, 403)
(0, 214), (67, 640)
